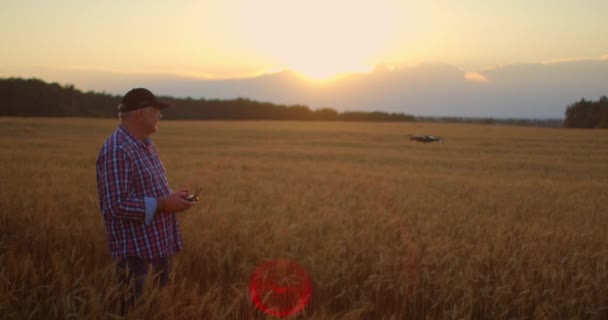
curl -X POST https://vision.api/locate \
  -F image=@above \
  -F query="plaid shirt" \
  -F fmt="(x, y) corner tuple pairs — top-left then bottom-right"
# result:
(96, 125), (183, 259)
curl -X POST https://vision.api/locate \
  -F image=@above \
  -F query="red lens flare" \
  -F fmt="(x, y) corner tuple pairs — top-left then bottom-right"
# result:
(249, 259), (312, 317)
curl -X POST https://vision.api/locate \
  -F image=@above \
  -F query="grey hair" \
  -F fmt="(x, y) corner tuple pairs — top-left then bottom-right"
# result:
(118, 110), (134, 121)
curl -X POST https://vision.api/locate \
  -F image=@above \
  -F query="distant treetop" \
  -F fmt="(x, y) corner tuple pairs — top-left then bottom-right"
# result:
(564, 96), (608, 128)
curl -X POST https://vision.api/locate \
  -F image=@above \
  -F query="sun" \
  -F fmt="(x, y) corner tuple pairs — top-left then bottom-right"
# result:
(287, 60), (374, 82)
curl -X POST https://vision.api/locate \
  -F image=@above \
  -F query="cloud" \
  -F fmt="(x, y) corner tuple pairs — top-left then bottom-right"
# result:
(464, 72), (490, 83)
(543, 54), (608, 64)
(4, 59), (607, 118)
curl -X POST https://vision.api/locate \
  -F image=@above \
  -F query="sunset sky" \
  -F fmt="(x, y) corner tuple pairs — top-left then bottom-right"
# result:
(1, 0), (607, 117)
(2, 0), (606, 79)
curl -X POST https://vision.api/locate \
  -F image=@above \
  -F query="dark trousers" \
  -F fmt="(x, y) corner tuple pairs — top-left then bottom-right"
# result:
(116, 256), (170, 314)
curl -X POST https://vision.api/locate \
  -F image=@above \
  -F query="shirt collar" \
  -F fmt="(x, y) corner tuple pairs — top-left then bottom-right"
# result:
(118, 125), (152, 149)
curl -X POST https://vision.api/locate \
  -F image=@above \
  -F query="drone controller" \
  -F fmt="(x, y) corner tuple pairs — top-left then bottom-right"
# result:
(185, 187), (202, 202)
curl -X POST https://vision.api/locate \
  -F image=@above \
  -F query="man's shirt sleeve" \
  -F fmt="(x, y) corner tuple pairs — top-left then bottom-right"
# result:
(97, 147), (147, 221)
(144, 197), (157, 225)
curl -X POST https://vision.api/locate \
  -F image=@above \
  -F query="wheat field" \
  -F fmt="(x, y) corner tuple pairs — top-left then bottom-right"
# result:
(0, 117), (607, 319)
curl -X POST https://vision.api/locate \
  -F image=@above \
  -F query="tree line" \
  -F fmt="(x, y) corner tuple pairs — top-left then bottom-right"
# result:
(0, 77), (416, 122)
(3, 77), (604, 127)
(563, 96), (608, 128)
(418, 117), (563, 128)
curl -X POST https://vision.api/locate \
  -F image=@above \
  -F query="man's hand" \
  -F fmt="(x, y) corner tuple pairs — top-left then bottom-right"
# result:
(156, 190), (196, 214)
(184, 186), (202, 202)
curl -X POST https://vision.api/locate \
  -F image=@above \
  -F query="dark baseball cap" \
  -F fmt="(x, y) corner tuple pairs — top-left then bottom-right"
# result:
(118, 88), (170, 112)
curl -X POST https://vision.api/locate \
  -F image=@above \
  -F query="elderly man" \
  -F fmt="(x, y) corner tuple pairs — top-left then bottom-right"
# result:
(96, 88), (196, 312)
